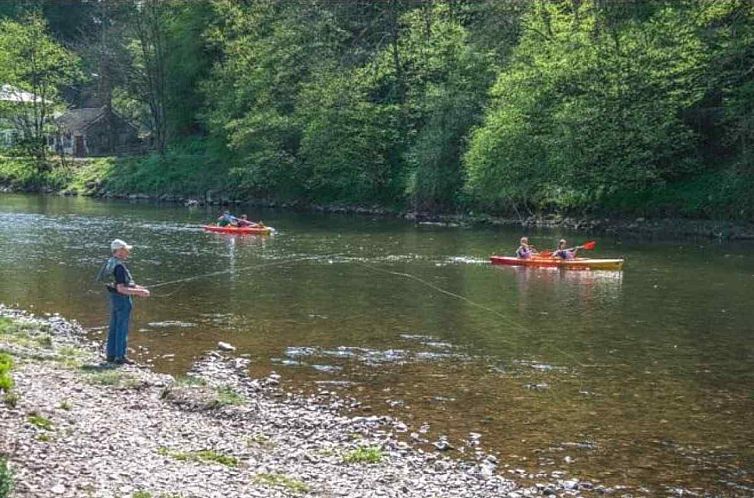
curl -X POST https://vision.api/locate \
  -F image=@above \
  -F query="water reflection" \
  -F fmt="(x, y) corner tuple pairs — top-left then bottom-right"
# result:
(504, 266), (623, 313)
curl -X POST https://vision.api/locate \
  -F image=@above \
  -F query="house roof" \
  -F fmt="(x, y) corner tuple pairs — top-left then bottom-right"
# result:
(57, 107), (106, 132)
(0, 84), (49, 104)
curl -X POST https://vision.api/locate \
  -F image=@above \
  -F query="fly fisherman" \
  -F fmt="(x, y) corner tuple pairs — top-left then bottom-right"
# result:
(97, 239), (150, 364)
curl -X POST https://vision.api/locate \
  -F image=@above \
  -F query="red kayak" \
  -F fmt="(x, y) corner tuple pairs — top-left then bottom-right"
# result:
(202, 225), (273, 235)
(490, 255), (624, 271)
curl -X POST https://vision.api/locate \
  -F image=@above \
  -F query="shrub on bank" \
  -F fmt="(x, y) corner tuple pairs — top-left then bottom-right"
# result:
(0, 457), (12, 498)
(0, 352), (13, 393)
(0, 157), (72, 190)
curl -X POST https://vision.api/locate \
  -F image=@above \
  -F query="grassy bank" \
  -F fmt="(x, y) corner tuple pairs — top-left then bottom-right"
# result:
(0, 147), (230, 198)
(1, 152), (752, 224)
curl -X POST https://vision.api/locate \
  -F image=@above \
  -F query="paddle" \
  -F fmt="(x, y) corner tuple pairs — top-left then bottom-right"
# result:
(535, 240), (596, 258)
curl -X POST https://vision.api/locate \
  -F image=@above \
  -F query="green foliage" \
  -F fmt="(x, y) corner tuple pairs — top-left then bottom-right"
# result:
(1, 0), (752, 221)
(254, 472), (310, 494)
(100, 141), (229, 196)
(132, 491), (182, 498)
(298, 73), (404, 204)
(465, 2), (752, 216)
(203, 0), (338, 199)
(80, 368), (138, 388)
(0, 13), (83, 162)
(343, 445), (384, 464)
(214, 386), (244, 406)
(0, 457), (12, 498)
(0, 157), (73, 190)
(27, 413), (54, 431)
(173, 375), (207, 387)
(0, 353), (13, 392)
(3, 392), (18, 409)
(465, 1), (712, 213)
(157, 447), (238, 467)
(164, 0), (215, 138)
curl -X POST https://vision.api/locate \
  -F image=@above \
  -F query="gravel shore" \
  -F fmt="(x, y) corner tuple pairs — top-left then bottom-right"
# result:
(0, 306), (600, 497)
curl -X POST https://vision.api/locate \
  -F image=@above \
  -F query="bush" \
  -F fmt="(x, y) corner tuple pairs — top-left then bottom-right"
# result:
(0, 353), (13, 393)
(0, 457), (12, 498)
(343, 446), (384, 464)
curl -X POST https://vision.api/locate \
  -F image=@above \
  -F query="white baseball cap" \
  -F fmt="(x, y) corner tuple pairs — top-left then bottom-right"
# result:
(110, 239), (133, 252)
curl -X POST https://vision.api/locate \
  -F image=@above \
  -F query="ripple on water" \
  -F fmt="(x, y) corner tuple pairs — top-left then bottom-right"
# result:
(514, 359), (568, 372)
(311, 364), (343, 373)
(444, 256), (490, 265)
(147, 321), (196, 328)
(270, 358), (305, 367)
(284, 345), (469, 368)
(400, 334), (454, 350)
(285, 346), (318, 358)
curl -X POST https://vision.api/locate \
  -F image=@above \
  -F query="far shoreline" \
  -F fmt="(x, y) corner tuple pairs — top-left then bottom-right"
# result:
(3, 187), (754, 241)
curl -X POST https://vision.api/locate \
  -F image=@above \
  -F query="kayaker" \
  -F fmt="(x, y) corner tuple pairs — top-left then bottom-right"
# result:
(237, 214), (261, 228)
(553, 239), (580, 260)
(217, 210), (238, 227)
(96, 239), (150, 365)
(515, 237), (537, 259)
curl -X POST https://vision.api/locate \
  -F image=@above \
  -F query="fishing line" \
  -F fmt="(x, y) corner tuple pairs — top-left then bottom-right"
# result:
(354, 261), (522, 327)
(353, 260), (609, 370)
(147, 254), (337, 296)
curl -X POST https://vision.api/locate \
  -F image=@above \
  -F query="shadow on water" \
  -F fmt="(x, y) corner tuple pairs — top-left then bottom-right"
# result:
(1, 194), (753, 495)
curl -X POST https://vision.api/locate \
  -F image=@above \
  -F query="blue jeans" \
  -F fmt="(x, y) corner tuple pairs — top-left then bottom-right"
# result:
(106, 293), (132, 360)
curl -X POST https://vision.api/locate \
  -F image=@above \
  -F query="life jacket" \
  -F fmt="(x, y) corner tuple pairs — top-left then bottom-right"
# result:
(95, 257), (134, 292)
(516, 246), (531, 259)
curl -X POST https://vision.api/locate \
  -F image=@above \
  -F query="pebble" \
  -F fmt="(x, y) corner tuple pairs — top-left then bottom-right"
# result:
(217, 341), (236, 352)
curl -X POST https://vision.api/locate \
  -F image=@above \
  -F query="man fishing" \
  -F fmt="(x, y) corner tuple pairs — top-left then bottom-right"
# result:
(97, 239), (150, 365)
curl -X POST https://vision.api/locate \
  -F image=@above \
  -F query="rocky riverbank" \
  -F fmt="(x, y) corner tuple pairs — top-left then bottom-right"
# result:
(0, 307), (607, 498)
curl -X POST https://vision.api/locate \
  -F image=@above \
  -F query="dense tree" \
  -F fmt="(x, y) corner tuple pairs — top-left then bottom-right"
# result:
(0, 13), (82, 164)
(0, 0), (751, 219)
(464, 0), (733, 214)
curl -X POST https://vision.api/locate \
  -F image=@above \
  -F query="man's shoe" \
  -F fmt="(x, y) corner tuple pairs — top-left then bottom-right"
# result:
(105, 356), (115, 363)
(113, 357), (135, 365)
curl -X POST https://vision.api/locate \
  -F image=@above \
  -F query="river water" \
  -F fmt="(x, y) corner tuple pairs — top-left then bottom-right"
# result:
(1, 194), (752, 495)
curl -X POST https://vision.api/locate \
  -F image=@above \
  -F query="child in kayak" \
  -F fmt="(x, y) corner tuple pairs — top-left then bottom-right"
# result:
(553, 239), (581, 260)
(515, 237), (537, 259)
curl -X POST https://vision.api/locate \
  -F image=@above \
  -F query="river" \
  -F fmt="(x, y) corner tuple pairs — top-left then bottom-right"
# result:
(0, 193), (752, 495)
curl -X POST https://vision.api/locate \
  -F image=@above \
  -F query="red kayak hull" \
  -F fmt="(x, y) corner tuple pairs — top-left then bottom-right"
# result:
(490, 255), (624, 271)
(202, 225), (273, 235)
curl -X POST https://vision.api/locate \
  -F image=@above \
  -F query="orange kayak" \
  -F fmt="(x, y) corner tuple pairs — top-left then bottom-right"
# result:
(202, 225), (273, 235)
(490, 255), (624, 271)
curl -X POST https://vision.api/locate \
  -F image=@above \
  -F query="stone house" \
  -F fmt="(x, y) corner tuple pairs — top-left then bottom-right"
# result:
(48, 106), (141, 157)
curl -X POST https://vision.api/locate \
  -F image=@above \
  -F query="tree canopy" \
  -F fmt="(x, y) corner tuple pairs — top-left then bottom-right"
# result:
(0, 0), (751, 220)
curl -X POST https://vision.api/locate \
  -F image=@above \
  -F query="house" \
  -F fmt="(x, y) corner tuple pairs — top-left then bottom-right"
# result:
(0, 84), (46, 148)
(49, 106), (141, 157)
